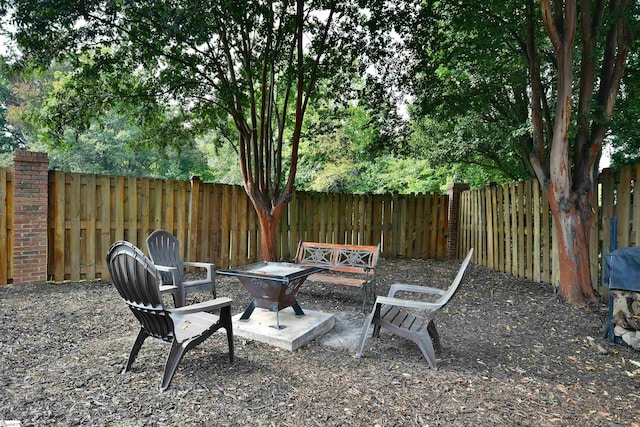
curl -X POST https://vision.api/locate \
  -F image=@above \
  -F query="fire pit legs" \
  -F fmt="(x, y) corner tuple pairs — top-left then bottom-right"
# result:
(217, 262), (325, 330)
(239, 299), (306, 329)
(239, 300), (257, 322)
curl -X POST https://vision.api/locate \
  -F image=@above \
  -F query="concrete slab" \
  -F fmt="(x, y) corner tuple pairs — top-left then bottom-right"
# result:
(232, 307), (336, 351)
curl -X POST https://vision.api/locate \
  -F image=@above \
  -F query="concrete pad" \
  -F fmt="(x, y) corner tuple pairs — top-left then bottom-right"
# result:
(317, 311), (366, 352)
(232, 307), (335, 351)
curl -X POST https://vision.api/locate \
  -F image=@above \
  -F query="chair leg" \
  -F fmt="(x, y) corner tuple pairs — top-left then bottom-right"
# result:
(161, 340), (188, 392)
(220, 305), (234, 363)
(427, 320), (442, 353)
(415, 331), (438, 370)
(356, 303), (380, 358)
(125, 328), (149, 373)
(356, 314), (373, 358)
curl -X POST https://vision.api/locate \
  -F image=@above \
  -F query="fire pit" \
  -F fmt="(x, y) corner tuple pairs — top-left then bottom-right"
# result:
(604, 246), (640, 350)
(216, 262), (325, 329)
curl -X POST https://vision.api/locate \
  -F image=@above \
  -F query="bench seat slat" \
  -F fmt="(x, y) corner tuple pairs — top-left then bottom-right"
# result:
(307, 273), (365, 288)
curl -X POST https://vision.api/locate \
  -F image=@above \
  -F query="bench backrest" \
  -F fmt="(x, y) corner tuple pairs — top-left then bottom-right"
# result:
(295, 241), (381, 275)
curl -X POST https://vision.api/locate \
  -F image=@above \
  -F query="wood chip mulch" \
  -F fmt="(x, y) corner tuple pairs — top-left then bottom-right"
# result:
(1, 258), (639, 426)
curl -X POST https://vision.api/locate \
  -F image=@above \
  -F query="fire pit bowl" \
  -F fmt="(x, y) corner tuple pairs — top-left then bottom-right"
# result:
(216, 262), (325, 329)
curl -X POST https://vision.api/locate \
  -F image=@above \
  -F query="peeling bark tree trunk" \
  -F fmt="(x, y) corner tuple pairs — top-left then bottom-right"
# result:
(525, 0), (636, 305)
(253, 201), (286, 262)
(549, 192), (596, 304)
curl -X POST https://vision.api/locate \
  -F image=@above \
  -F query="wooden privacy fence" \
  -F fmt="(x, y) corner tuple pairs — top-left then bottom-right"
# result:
(47, 174), (448, 281)
(457, 164), (640, 297)
(0, 154), (448, 284)
(0, 168), (13, 286)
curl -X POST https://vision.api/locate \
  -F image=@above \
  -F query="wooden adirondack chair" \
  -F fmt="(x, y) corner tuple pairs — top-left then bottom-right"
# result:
(106, 240), (234, 391)
(146, 229), (216, 307)
(356, 248), (474, 369)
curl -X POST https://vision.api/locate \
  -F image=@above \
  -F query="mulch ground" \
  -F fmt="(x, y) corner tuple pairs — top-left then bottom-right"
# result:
(1, 257), (639, 427)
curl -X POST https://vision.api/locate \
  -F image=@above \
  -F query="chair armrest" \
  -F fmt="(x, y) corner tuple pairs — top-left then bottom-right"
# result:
(169, 297), (232, 314)
(155, 265), (180, 286)
(155, 265), (178, 273)
(388, 283), (446, 298)
(183, 261), (215, 281)
(375, 296), (441, 311)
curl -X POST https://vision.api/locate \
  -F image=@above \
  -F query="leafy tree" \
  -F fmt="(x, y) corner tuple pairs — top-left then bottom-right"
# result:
(609, 48), (640, 169)
(297, 102), (441, 194)
(2, 0), (368, 260)
(408, 1), (639, 304)
(406, 2), (536, 183)
(0, 57), (29, 159)
(37, 110), (214, 180)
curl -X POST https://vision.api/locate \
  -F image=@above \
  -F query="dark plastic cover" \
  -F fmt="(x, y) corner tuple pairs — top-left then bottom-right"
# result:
(604, 246), (640, 291)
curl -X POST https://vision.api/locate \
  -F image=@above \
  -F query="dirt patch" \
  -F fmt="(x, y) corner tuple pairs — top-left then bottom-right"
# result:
(1, 258), (639, 426)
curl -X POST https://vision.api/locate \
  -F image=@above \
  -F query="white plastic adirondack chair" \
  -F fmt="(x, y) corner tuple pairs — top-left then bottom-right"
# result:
(356, 248), (474, 369)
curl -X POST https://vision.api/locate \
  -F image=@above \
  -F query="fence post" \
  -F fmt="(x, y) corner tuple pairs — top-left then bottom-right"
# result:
(12, 151), (49, 285)
(188, 175), (201, 262)
(446, 182), (469, 260)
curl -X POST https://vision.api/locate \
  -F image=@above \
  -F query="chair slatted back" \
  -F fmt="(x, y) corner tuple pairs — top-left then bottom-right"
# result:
(440, 248), (474, 308)
(146, 229), (186, 285)
(107, 241), (174, 341)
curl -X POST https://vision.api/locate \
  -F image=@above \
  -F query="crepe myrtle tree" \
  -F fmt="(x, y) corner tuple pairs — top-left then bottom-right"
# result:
(525, 0), (638, 304)
(1, 0), (369, 261)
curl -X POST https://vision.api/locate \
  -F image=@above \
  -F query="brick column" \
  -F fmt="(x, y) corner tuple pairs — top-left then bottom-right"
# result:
(446, 182), (469, 260)
(13, 151), (49, 284)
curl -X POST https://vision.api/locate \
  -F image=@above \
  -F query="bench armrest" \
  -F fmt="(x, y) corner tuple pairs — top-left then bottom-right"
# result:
(183, 261), (215, 281)
(169, 297), (232, 314)
(375, 295), (441, 311)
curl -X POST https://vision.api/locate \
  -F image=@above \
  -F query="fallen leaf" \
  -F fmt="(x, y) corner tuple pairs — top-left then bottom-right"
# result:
(567, 356), (577, 362)
(586, 366), (596, 371)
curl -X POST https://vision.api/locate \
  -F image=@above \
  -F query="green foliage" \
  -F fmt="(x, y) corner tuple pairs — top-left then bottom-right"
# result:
(297, 103), (442, 194)
(404, 1), (538, 182)
(609, 48), (640, 169)
(32, 111), (214, 180)
(0, 57), (29, 156)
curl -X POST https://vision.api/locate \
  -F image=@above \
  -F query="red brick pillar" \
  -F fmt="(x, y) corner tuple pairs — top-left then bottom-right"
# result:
(446, 182), (469, 260)
(13, 151), (49, 284)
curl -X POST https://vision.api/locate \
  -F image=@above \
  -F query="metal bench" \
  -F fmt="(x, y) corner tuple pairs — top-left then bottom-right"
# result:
(293, 241), (381, 312)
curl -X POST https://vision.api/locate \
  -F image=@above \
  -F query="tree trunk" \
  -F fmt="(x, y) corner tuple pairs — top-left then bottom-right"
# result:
(549, 194), (598, 305)
(253, 199), (286, 262)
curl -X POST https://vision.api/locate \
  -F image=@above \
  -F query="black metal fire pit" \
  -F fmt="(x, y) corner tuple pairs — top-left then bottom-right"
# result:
(216, 262), (325, 329)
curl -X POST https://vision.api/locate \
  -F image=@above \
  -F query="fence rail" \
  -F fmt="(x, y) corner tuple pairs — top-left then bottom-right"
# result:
(457, 165), (640, 297)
